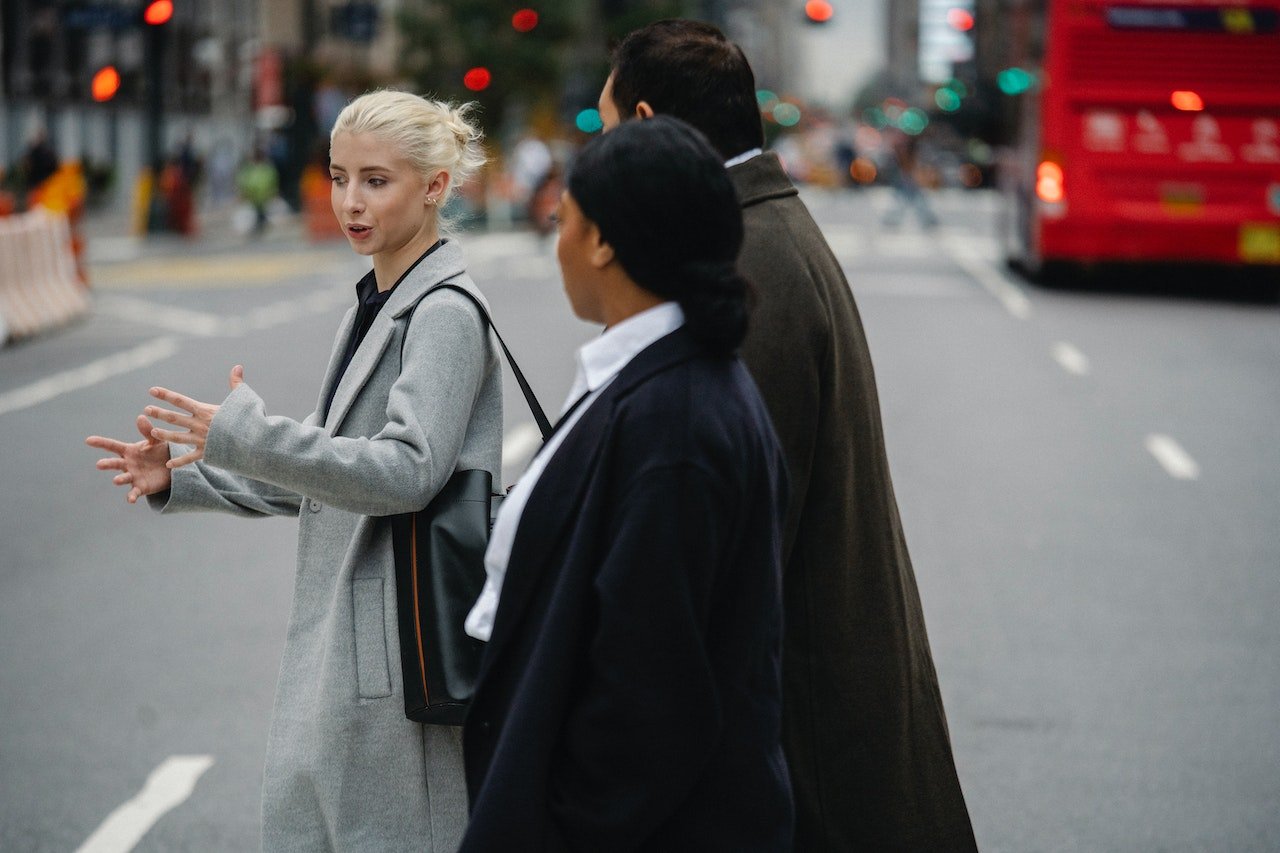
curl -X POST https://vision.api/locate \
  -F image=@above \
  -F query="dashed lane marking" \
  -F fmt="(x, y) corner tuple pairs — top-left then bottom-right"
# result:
(1052, 341), (1091, 376)
(944, 237), (1032, 319)
(1145, 434), (1201, 481)
(74, 755), (214, 853)
(0, 337), (178, 418)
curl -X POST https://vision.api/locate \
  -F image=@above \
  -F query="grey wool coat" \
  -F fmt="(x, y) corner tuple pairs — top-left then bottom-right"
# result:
(151, 240), (502, 852)
(729, 153), (977, 851)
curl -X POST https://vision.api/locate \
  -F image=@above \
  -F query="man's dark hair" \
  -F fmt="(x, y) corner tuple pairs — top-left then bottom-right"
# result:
(609, 19), (764, 161)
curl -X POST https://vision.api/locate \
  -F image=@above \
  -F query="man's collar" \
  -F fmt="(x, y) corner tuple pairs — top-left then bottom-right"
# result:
(724, 147), (764, 169)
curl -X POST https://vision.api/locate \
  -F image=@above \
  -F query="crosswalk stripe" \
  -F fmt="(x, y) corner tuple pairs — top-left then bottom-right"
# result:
(74, 755), (214, 853)
(0, 336), (178, 418)
(1146, 434), (1201, 481)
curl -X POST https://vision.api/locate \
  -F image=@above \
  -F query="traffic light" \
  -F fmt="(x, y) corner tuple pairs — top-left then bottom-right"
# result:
(997, 67), (1034, 95)
(804, 1), (834, 24)
(92, 66), (121, 102)
(463, 67), (492, 92)
(143, 0), (173, 25)
(946, 7), (974, 31)
(512, 9), (539, 32)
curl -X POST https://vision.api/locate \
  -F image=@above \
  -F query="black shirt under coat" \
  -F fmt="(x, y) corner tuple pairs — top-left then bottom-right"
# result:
(323, 240), (442, 420)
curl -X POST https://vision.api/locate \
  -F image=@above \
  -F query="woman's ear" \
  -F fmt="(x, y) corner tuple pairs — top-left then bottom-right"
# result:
(426, 170), (452, 206)
(589, 224), (615, 269)
(634, 101), (655, 120)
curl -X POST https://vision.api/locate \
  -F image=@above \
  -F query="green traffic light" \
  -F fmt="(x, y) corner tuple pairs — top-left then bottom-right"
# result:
(576, 109), (603, 134)
(997, 68), (1034, 95)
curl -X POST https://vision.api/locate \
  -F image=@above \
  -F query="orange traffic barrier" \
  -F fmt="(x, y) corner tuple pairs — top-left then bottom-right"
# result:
(0, 208), (91, 344)
(29, 162), (89, 283)
(302, 164), (343, 242)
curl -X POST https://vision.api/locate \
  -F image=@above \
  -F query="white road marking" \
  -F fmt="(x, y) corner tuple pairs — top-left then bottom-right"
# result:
(821, 228), (865, 259)
(854, 275), (968, 298)
(944, 238), (1032, 319)
(1052, 341), (1091, 376)
(74, 755), (214, 853)
(95, 286), (351, 338)
(96, 295), (227, 337)
(502, 422), (543, 472)
(1145, 434), (1201, 481)
(0, 336), (178, 417)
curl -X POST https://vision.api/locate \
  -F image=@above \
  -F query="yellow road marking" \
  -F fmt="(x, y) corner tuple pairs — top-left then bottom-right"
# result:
(88, 248), (353, 290)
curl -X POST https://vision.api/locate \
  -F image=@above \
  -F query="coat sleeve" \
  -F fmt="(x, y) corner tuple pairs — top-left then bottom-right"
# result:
(547, 460), (732, 851)
(146, 409), (323, 517)
(149, 455), (306, 517)
(199, 299), (488, 517)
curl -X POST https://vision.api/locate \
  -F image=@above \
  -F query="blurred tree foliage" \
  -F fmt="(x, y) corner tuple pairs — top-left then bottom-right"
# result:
(600, 0), (690, 42)
(397, 0), (582, 135)
(397, 0), (694, 136)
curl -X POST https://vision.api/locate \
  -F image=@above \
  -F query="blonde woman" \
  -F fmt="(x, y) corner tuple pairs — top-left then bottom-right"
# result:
(86, 91), (499, 850)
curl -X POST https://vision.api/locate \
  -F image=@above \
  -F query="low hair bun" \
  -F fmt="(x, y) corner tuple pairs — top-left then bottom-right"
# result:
(677, 260), (739, 288)
(677, 267), (751, 355)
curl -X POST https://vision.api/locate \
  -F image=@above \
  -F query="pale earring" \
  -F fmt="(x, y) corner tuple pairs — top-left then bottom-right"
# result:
(426, 197), (438, 206)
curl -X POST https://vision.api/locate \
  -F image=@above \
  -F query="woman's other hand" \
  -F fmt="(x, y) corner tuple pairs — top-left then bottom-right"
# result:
(145, 365), (245, 469)
(86, 414), (173, 503)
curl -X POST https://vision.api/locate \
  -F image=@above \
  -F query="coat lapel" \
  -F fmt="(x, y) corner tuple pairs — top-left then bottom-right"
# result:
(323, 240), (469, 435)
(314, 303), (358, 419)
(479, 328), (704, 672)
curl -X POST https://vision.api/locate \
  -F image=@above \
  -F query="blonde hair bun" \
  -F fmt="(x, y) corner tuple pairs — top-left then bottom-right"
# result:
(331, 89), (487, 215)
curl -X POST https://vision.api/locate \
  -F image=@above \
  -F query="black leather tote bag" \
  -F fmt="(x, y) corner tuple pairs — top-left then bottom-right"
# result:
(392, 282), (549, 724)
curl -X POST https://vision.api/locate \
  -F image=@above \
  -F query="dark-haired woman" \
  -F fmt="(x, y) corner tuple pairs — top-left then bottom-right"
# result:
(458, 115), (793, 852)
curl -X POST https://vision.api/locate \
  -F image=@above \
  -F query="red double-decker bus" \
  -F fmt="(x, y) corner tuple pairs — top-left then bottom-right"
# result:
(1000, 1), (1280, 277)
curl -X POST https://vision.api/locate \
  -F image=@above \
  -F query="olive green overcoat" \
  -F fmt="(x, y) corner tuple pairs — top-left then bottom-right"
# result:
(730, 153), (977, 851)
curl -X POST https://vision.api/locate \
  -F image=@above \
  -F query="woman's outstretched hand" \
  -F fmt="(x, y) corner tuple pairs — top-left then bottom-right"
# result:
(86, 414), (173, 503)
(144, 365), (245, 469)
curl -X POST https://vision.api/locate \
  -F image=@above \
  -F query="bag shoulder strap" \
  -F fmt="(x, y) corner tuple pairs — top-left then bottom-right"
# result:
(405, 281), (552, 440)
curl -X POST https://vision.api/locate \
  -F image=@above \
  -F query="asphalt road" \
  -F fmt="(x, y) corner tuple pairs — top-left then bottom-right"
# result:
(2, 188), (1277, 852)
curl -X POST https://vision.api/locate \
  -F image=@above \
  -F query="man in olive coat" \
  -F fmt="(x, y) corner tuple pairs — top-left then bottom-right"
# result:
(600, 21), (978, 851)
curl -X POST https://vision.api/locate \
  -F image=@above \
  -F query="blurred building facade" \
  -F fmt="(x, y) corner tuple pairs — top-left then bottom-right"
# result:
(0, 0), (817, 214)
(1, 0), (262, 211)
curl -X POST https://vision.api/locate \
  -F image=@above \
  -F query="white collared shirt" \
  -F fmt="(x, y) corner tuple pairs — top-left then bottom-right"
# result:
(464, 301), (686, 642)
(724, 147), (764, 169)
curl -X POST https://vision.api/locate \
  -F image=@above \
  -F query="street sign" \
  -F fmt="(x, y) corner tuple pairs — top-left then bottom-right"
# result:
(330, 2), (380, 42)
(63, 4), (136, 30)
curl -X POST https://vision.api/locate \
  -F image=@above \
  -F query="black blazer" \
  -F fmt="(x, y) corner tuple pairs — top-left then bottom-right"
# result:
(460, 327), (794, 852)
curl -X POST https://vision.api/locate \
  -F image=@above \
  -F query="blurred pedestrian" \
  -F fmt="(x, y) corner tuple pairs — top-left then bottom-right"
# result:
(460, 116), (792, 851)
(236, 148), (279, 236)
(160, 141), (198, 235)
(883, 127), (940, 229)
(600, 20), (977, 851)
(20, 129), (58, 198)
(86, 90), (498, 851)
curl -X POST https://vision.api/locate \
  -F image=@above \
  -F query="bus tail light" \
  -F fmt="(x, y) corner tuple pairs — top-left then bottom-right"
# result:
(1036, 161), (1065, 204)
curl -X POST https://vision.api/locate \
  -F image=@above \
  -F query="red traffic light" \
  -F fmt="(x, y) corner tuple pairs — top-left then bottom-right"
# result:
(463, 67), (492, 92)
(92, 66), (121, 101)
(804, 0), (834, 23)
(512, 9), (539, 32)
(947, 8), (975, 31)
(144, 0), (173, 25)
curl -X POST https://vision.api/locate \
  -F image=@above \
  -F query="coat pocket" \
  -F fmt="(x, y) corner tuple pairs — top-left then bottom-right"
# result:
(352, 577), (393, 698)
